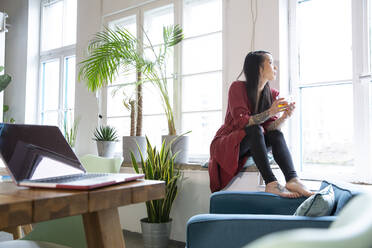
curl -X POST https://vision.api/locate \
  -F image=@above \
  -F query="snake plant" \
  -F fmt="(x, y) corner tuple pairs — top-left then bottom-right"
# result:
(131, 136), (181, 223)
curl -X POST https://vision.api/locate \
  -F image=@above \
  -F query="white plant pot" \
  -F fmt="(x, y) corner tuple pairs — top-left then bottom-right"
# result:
(96, 141), (116, 158)
(123, 136), (147, 163)
(161, 135), (189, 164)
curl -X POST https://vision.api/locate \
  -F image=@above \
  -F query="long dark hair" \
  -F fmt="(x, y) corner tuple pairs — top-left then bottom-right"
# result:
(243, 51), (273, 114)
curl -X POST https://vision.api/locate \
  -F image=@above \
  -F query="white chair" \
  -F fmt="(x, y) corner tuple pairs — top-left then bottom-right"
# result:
(245, 193), (372, 248)
(79, 154), (122, 173)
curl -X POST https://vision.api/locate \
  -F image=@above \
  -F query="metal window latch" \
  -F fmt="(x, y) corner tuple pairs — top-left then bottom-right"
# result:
(359, 73), (372, 80)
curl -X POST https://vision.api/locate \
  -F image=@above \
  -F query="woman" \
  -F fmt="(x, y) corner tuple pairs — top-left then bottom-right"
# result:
(208, 51), (313, 197)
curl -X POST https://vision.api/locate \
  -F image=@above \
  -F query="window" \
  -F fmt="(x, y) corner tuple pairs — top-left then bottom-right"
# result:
(181, 0), (222, 158)
(103, 0), (222, 160)
(106, 15), (138, 153)
(290, 0), (372, 182)
(39, 0), (77, 130)
(142, 4), (174, 147)
(296, 0), (353, 176)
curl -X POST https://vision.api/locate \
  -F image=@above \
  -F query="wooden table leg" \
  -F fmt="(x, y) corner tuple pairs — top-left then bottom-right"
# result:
(22, 224), (33, 235)
(83, 208), (125, 248)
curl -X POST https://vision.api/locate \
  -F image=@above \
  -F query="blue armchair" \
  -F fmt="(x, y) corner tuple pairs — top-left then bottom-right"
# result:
(245, 193), (372, 248)
(186, 180), (361, 248)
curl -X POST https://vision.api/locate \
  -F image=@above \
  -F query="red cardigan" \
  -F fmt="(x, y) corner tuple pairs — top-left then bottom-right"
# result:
(208, 81), (279, 192)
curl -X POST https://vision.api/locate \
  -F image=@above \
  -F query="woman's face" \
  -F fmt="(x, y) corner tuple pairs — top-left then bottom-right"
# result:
(259, 54), (277, 83)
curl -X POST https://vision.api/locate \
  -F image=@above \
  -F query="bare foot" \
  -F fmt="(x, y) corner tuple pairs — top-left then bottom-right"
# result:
(285, 177), (315, 197)
(265, 181), (301, 198)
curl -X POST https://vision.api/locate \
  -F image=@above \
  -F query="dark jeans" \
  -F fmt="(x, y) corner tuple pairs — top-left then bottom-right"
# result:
(239, 125), (297, 184)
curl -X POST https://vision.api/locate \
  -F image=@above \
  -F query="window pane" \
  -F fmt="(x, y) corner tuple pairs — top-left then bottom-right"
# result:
(109, 15), (137, 36)
(43, 111), (59, 126)
(42, 0), (63, 51)
(108, 16), (137, 86)
(107, 117), (131, 154)
(297, 0), (352, 83)
(142, 114), (168, 148)
(182, 72), (222, 112)
(183, 0), (222, 37)
(41, 60), (60, 111)
(144, 5), (173, 46)
(144, 46), (174, 78)
(182, 33), (222, 75)
(63, 109), (74, 134)
(107, 85), (132, 117)
(143, 79), (173, 115)
(63, 0), (77, 46)
(182, 111), (221, 155)
(301, 83), (353, 168)
(64, 56), (75, 110)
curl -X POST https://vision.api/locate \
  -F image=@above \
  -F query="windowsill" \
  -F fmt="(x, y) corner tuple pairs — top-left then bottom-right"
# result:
(122, 162), (210, 171)
(122, 162), (276, 173)
(299, 164), (361, 184)
(122, 162), (372, 187)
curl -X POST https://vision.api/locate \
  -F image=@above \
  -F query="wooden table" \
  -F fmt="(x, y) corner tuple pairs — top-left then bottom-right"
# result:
(0, 179), (165, 248)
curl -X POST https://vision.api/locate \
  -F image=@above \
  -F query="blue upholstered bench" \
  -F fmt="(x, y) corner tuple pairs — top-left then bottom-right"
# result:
(186, 180), (362, 248)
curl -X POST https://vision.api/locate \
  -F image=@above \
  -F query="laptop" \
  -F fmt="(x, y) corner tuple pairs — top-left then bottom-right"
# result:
(0, 123), (144, 190)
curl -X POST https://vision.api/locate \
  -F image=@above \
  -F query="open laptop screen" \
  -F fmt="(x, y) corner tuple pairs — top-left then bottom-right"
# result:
(0, 123), (85, 182)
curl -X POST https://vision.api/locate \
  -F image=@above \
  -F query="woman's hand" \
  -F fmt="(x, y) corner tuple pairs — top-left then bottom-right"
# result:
(281, 102), (295, 119)
(269, 98), (289, 116)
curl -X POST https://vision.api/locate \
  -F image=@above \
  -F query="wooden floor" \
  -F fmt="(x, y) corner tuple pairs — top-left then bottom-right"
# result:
(0, 229), (186, 248)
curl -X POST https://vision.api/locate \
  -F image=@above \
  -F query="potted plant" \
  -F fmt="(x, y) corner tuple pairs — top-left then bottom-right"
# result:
(0, 66), (12, 123)
(93, 125), (119, 157)
(3, 105), (15, 123)
(131, 137), (181, 248)
(0, 66), (11, 92)
(78, 25), (189, 164)
(140, 25), (189, 164)
(78, 27), (149, 163)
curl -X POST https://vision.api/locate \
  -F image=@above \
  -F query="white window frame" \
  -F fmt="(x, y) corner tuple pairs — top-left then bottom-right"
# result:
(38, 0), (76, 128)
(101, 0), (223, 162)
(289, 0), (372, 182)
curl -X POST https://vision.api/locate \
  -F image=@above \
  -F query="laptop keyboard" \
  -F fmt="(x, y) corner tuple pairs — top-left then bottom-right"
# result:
(33, 173), (110, 183)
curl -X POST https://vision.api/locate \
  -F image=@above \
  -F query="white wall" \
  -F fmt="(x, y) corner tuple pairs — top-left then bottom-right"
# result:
(75, 0), (102, 156)
(223, 0), (285, 115)
(0, 0), (29, 124)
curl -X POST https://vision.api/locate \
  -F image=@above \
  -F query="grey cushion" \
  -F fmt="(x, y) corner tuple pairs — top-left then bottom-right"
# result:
(0, 240), (71, 248)
(294, 185), (335, 217)
(319, 180), (360, 215)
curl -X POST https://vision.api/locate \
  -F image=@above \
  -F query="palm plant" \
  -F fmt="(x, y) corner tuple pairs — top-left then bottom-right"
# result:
(78, 28), (149, 136)
(78, 24), (183, 136)
(0, 66), (13, 123)
(142, 25), (184, 135)
(131, 136), (181, 223)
